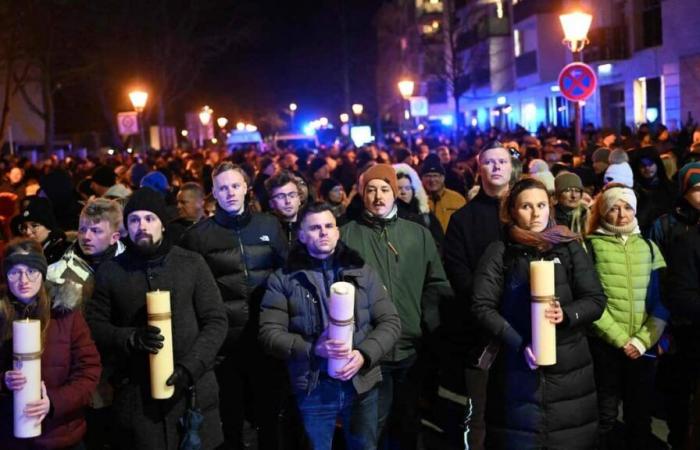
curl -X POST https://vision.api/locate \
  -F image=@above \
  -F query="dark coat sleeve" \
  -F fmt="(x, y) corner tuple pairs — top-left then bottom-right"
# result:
(560, 241), (607, 328)
(177, 256), (228, 381)
(355, 268), (401, 369)
(666, 231), (700, 321)
(471, 241), (523, 350)
(85, 264), (136, 356)
(420, 228), (453, 332)
(443, 212), (472, 297)
(259, 271), (313, 361)
(48, 311), (101, 420)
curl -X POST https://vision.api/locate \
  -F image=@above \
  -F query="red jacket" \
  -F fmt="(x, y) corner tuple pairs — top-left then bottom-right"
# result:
(0, 306), (102, 449)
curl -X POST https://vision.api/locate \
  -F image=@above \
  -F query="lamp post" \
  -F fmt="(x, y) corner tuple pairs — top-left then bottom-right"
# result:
(198, 105), (213, 148)
(128, 90), (148, 152)
(339, 113), (349, 124)
(351, 103), (363, 125)
(217, 117), (228, 143)
(289, 102), (297, 131)
(560, 7), (592, 153)
(398, 79), (415, 148)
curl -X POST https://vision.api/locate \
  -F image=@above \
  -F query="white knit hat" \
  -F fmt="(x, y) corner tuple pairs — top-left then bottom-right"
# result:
(604, 162), (634, 187)
(599, 186), (637, 215)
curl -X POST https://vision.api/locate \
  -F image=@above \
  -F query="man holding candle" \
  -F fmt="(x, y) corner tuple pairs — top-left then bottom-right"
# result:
(180, 161), (288, 450)
(341, 164), (451, 450)
(260, 202), (401, 449)
(0, 238), (101, 449)
(442, 144), (513, 450)
(87, 187), (228, 449)
(471, 178), (606, 449)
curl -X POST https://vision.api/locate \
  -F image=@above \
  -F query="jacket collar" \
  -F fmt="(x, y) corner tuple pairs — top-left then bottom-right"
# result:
(214, 204), (252, 229)
(360, 205), (398, 229)
(284, 241), (364, 274)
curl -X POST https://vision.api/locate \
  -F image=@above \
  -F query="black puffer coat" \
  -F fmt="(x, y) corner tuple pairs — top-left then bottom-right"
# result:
(472, 239), (606, 450)
(180, 206), (287, 346)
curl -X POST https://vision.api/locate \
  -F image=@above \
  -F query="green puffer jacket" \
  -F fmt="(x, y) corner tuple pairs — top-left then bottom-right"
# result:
(341, 213), (451, 361)
(586, 232), (667, 351)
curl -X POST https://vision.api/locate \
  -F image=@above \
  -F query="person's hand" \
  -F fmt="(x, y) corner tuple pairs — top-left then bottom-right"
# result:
(129, 325), (164, 354)
(544, 301), (564, 325)
(623, 342), (642, 360)
(314, 329), (352, 360)
(166, 366), (192, 392)
(24, 382), (50, 426)
(4, 370), (27, 391)
(524, 345), (538, 370)
(334, 350), (365, 381)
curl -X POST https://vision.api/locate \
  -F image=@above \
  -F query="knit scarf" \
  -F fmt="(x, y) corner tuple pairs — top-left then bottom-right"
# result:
(509, 221), (580, 253)
(598, 217), (639, 236)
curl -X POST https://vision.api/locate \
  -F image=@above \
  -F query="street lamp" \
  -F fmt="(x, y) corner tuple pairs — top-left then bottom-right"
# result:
(339, 113), (349, 124)
(397, 79), (415, 148)
(198, 105), (213, 147)
(128, 90), (149, 152)
(559, 6), (592, 153)
(217, 117), (228, 129)
(351, 103), (363, 125)
(289, 102), (298, 130)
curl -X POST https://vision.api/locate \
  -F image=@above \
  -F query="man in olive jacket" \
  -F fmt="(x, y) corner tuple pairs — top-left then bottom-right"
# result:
(86, 188), (228, 450)
(341, 164), (451, 450)
(260, 202), (401, 449)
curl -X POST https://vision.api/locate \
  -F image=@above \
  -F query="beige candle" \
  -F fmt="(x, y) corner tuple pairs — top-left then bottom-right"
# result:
(146, 291), (174, 399)
(327, 282), (355, 379)
(530, 261), (556, 365)
(13, 319), (42, 438)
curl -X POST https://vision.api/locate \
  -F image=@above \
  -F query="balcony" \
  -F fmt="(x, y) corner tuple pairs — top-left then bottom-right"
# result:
(515, 50), (538, 77)
(584, 26), (629, 62)
(455, 16), (510, 51)
(513, 0), (562, 24)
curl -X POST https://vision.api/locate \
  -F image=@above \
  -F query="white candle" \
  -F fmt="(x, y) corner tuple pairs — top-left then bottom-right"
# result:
(327, 282), (355, 379)
(13, 319), (42, 438)
(530, 261), (557, 366)
(146, 291), (174, 399)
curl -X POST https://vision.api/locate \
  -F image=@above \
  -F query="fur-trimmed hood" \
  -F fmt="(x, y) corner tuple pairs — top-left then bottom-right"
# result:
(284, 240), (364, 274)
(393, 163), (430, 215)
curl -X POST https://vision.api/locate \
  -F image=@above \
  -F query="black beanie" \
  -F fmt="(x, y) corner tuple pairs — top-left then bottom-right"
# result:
(4, 251), (48, 281)
(12, 196), (58, 235)
(420, 154), (445, 176)
(123, 187), (168, 225)
(92, 166), (116, 188)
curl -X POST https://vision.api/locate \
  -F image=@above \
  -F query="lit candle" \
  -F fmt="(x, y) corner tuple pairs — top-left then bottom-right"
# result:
(13, 319), (42, 438)
(146, 291), (174, 399)
(327, 282), (355, 379)
(530, 261), (557, 365)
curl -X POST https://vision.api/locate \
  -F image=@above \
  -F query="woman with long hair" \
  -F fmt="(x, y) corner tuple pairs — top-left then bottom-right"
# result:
(0, 238), (101, 449)
(585, 183), (668, 449)
(472, 178), (606, 449)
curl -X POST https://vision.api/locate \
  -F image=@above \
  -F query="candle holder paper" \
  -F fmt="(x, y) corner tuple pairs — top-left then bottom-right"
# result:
(146, 291), (175, 399)
(530, 261), (557, 366)
(13, 319), (42, 438)
(327, 282), (355, 379)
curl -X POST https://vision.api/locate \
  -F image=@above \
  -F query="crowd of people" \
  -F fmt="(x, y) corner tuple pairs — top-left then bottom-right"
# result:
(0, 120), (700, 450)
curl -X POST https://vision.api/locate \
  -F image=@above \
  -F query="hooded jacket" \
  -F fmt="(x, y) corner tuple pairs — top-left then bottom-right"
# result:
(259, 242), (401, 395)
(0, 281), (102, 449)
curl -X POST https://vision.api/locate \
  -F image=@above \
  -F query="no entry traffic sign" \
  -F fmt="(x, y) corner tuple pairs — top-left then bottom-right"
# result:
(558, 62), (597, 102)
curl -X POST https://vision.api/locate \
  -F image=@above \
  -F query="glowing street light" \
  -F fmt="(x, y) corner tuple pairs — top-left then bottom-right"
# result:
(128, 90), (149, 152)
(217, 117), (228, 129)
(340, 113), (349, 123)
(199, 106), (213, 126)
(289, 102), (298, 131)
(351, 103), (364, 116)
(245, 124), (258, 132)
(319, 117), (329, 127)
(560, 10), (593, 52)
(236, 122), (245, 131)
(289, 102), (297, 112)
(397, 79), (415, 149)
(397, 80), (415, 99)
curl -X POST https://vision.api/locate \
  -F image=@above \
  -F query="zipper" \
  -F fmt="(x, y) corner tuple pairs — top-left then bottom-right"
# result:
(381, 225), (396, 301)
(623, 238), (634, 336)
(235, 227), (249, 280)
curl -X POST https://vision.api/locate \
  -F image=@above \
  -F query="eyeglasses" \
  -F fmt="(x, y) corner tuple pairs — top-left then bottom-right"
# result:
(561, 188), (583, 196)
(271, 191), (299, 202)
(19, 222), (42, 234)
(7, 268), (41, 283)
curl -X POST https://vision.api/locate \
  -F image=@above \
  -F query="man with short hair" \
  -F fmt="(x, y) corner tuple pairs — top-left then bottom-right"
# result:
(265, 170), (303, 245)
(180, 161), (288, 450)
(260, 202), (401, 449)
(86, 188), (228, 449)
(341, 164), (451, 450)
(168, 182), (206, 242)
(421, 155), (466, 233)
(443, 145), (513, 450)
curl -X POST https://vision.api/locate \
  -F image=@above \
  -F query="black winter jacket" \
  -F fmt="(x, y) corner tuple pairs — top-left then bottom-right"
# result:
(180, 206), (287, 346)
(472, 239), (606, 449)
(86, 242), (228, 450)
(259, 243), (401, 395)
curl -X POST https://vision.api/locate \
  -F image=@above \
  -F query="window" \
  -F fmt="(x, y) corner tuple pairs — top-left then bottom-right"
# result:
(642, 0), (662, 48)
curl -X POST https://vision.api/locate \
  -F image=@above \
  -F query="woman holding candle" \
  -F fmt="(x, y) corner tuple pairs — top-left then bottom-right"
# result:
(0, 238), (101, 449)
(585, 184), (667, 449)
(472, 178), (606, 449)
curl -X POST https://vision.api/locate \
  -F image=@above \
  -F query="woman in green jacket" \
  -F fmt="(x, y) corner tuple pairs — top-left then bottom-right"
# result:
(586, 183), (668, 449)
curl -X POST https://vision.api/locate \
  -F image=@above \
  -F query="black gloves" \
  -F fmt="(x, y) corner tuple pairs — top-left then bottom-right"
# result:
(166, 365), (193, 392)
(129, 325), (164, 354)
